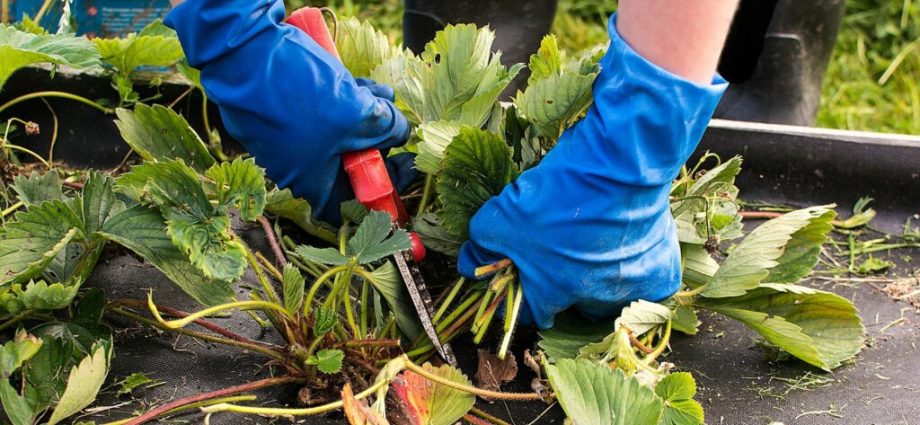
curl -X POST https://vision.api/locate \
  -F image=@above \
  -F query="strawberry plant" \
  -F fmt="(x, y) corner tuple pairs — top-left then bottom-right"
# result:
(0, 13), (869, 425)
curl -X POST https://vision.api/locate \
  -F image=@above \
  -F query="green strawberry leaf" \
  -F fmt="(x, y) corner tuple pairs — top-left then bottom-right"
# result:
(116, 372), (161, 397)
(307, 349), (344, 374)
(336, 17), (403, 78)
(614, 300), (672, 336)
(436, 128), (516, 239)
(98, 205), (235, 306)
(10, 171), (63, 206)
(0, 25), (100, 90)
(205, 157), (267, 222)
(671, 305), (700, 336)
(655, 372), (704, 425)
(93, 19), (182, 74)
(282, 264), (305, 314)
(372, 23), (523, 127)
(701, 206), (836, 299)
(695, 283), (865, 370)
(166, 214), (245, 282)
(765, 209), (836, 283)
(114, 104), (216, 172)
(294, 246), (349, 266)
(415, 120), (462, 175)
(527, 35), (562, 84)
(537, 311), (617, 362)
(412, 213), (462, 256)
(264, 188), (337, 243)
(312, 306), (336, 337)
(546, 358), (663, 425)
(346, 210), (410, 264)
(367, 261), (423, 342)
(0, 200), (82, 287)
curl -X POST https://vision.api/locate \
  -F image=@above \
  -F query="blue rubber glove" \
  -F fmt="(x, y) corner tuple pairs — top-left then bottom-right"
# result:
(165, 0), (413, 223)
(457, 15), (728, 329)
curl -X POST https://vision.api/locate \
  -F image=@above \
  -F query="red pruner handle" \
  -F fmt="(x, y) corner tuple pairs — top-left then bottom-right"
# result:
(285, 8), (424, 261)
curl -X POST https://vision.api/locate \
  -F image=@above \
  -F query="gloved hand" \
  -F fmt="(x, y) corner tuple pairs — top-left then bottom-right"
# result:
(165, 0), (413, 223)
(458, 14), (728, 329)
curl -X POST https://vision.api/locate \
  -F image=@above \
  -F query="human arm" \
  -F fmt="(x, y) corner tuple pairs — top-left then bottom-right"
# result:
(164, 0), (411, 222)
(458, 1), (738, 329)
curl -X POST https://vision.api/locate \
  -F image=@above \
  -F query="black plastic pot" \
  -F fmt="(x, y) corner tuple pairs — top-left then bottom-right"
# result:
(403, 0), (559, 95)
(715, 0), (847, 126)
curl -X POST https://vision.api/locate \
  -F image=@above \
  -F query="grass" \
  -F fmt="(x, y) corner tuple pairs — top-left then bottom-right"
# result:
(290, 0), (918, 135)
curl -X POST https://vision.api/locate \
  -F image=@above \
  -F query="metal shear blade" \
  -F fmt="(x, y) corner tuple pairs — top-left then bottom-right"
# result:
(393, 251), (457, 366)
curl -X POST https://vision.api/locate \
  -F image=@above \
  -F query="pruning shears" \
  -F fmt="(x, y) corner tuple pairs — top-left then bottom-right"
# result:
(286, 7), (457, 366)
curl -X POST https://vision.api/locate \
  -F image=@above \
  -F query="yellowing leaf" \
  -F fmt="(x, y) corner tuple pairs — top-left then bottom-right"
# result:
(342, 382), (389, 425)
(47, 343), (111, 425)
(393, 363), (475, 425)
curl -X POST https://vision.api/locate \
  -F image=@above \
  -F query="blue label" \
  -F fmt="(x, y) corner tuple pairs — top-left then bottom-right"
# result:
(6, 0), (170, 37)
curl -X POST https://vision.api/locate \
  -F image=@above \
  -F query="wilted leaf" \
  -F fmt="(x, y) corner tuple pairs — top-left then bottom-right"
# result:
(0, 331), (42, 377)
(308, 349), (344, 374)
(166, 214), (245, 282)
(5, 281), (79, 313)
(342, 382), (389, 425)
(475, 350), (517, 393)
(0, 200), (81, 286)
(701, 206), (836, 299)
(336, 17), (402, 78)
(11, 171), (63, 206)
(695, 283), (865, 370)
(655, 373), (704, 425)
(545, 358), (663, 425)
(205, 157), (267, 221)
(0, 25), (100, 89)
(436, 128), (516, 239)
(98, 205), (235, 306)
(393, 363), (475, 425)
(347, 211), (411, 264)
(672, 157), (743, 245)
(114, 105), (215, 172)
(47, 342), (111, 425)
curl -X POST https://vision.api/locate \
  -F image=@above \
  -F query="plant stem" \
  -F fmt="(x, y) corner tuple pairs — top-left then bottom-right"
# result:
(673, 284), (708, 299)
(433, 277), (465, 323)
(303, 263), (351, 318)
(0, 311), (31, 332)
(360, 279), (369, 339)
(498, 282), (523, 360)
(739, 211), (783, 220)
(201, 375), (389, 417)
(111, 300), (272, 347)
(403, 359), (540, 401)
(241, 240), (282, 305)
(416, 174), (434, 216)
(1, 201), (23, 219)
(469, 407), (512, 425)
(0, 142), (50, 168)
(107, 307), (285, 362)
(102, 395), (257, 425)
(258, 216), (287, 266)
(31, 0), (53, 23)
(120, 376), (304, 425)
(641, 320), (672, 365)
(0, 91), (113, 116)
(147, 295), (292, 329)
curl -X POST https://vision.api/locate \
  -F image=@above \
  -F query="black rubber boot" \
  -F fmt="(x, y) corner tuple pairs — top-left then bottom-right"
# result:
(403, 0), (558, 96)
(715, 0), (846, 126)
